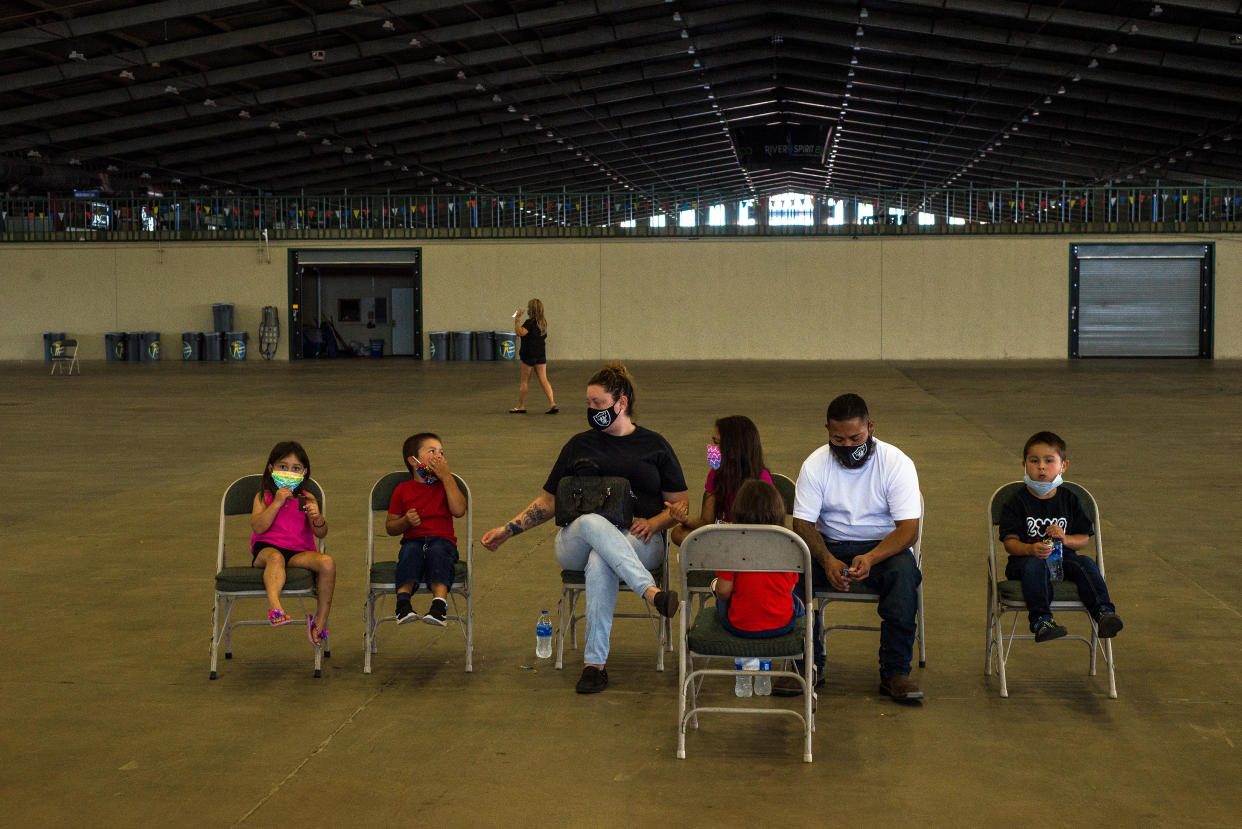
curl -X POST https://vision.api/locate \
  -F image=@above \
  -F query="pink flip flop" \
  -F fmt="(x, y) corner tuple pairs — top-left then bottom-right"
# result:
(306, 614), (328, 648)
(268, 609), (294, 626)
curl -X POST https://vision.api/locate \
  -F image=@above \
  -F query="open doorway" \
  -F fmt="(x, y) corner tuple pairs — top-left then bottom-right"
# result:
(289, 248), (422, 359)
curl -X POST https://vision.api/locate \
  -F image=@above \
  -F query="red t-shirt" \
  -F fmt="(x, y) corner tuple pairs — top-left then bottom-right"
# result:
(715, 570), (798, 631)
(389, 477), (456, 545)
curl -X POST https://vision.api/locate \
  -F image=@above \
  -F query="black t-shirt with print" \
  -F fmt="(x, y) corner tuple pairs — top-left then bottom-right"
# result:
(998, 486), (1094, 543)
(544, 426), (687, 519)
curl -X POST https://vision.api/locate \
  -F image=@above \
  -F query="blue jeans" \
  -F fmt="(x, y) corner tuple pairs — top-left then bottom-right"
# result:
(1005, 552), (1114, 629)
(395, 536), (459, 592)
(554, 513), (664, 666)
(797, 538), (921, 678)
(716, 593), (806, 638)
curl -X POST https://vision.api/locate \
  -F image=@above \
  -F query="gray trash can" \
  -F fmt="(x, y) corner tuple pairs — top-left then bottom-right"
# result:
(494, 331), (519, 361)
(126, 332), (143, 362)
(451, 331), (473, 361)
(140, 331), (161, 361)
(212, 303), (234, 332)
(428, 331), (448, 361)
(43, 332), (66, 363)
(105, 332), (127, 362)
(182, 332), (202, 361)
(227, 331), (248, 360)
(203, 332), (224, 361)
(474, 330), (495, 361)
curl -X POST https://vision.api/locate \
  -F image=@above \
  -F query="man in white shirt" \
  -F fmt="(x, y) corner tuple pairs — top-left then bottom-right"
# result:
(779, 393), (924, 701)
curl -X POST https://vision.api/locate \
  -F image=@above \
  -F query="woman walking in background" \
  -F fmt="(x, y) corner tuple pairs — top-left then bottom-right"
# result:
(509, 298), (558, 414)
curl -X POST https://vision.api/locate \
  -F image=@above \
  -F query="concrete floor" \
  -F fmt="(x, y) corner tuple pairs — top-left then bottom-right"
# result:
(2, 357), (1239, 828)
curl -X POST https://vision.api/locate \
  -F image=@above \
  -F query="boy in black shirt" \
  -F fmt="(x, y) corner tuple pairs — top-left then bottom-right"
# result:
(999, 431), (1124, 642)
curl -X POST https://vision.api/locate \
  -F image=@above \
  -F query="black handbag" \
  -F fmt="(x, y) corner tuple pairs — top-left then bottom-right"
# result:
(554, 459), (636, 528)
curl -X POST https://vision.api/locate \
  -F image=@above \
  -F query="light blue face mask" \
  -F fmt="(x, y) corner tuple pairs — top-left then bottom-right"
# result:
(271, 471), (304, 491)
(1024, 473), (1061, 496)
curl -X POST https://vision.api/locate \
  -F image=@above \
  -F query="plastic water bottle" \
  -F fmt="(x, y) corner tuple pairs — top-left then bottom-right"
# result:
(535, 610), (553, 658)
(755, 659), (773, 696)
(734, 658), (753, 697)
(1046, 538), (1064, 582)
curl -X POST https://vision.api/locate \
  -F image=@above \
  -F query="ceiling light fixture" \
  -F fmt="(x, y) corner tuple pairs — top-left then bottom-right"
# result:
(349, 0), (363, 8)
(238, 110), (250, 118)
(860, 7), (869, 18)
(1106, 43), (1118, 54)
(1087, 58), (1099, 68)
(673, 11), (682, 22)
(118, 70), (134, 80)
(507, 104), (516, 112)
(1056, 85), (1066, 94)
(68, 50), (86, 61)
(382, 20), (395, 31)
(164, 85), (179, 94)
(409, 38), (421, 47)
(681, 29), (688, 39)
(456, 70), (466, 79)
(856, 26), (864, 36)
(269, 121), (280, 129)
(1072, 73), (1081, 82)
(296, 130), (307, 137)
(434, 55), (445, 64)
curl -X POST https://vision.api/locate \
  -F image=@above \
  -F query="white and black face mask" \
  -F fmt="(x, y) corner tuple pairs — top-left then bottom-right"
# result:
(588, 403), (619, 430)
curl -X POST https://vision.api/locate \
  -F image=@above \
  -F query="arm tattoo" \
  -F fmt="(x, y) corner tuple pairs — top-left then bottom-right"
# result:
(517, 503), (551, 530)
(506, 521), (524, 536)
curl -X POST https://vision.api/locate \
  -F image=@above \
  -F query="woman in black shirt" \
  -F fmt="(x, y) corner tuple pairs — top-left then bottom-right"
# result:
(483, 362), (688, 693)
(508, 298), (557, 414)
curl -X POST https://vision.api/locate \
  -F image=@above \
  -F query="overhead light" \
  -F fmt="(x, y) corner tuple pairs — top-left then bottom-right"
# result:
(139, 171), (151, 179)
(1203, 141), (1212, 150)
(1185, 149), (1193, 157)
(535, 122), (542, 129)
(409, 38), (421, 47)
(1043, 96), (1051, 104)
(118, 70), (134, 80)
(296, 130), (307, 137)
(1225, 134), (1234, 142)
(1056, 85), (1066, 94)
(382, 20), (395, 31)
(1150, 4), (1163, 16)
(434, 55), (446, 64)
(107, 164), (119, 172)
(492, 93), (502, 102)
(693, 59), (701, 67)
(546, 130), (554, 137)
(1106, 43), (1118, 54)
(522, 114), (530, 121)
(343, 146), (353, 154)
(349, 0), (363, 8)
(860, 7), (869, 18)
(688, 45), (695, 54)
(401, 165), (409, 171)
(26, 149), (41, 158)
(673, 12), (682, 22)
(848, 69), (855, 77)
(681, 29), (688, 39)
(1021, 116), (1029, 123)
(1032, 109), (1040, 116)
(203, 98), (216, 107)
(507, 104), (516, 112)
(474, 83), (485, 91)
(456, 70), (466, 79)
(164, 85), (179, 94)
(383, 160), (393, 167)
(1087, 58), (1099, 69)
(1128, 22), (1139, 34)
(171, 177), (181, 184)
(68, 157), (81, 166)
(856, 26), (864, 36)
(1072, 73), (1081, 81)
(850, 56), (858, 63)
(321, 138), (332, 145)
(364, 153), (374, 160)
(268, 121), (280, 129)
(238, 110), (250, 118)
(1139, 167), (1146, 174)
(68, 50), (86, 61)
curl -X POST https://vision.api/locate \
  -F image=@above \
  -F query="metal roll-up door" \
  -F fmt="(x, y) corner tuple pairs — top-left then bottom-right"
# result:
(1070, 243), (1212, 358)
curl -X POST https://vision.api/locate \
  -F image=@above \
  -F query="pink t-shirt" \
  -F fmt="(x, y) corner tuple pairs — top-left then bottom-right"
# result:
(704, 468), (774, 522)
(251, 491), (315, 553)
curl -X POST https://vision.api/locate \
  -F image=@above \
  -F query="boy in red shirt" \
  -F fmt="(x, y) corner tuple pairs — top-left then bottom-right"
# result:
(386, 433), (467, 626)
(711, 479), (803, 637)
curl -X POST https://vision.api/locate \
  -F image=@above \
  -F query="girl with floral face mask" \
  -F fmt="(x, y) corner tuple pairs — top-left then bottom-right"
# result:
(669, 415), (775, 547)
(250, 440), (336, 648)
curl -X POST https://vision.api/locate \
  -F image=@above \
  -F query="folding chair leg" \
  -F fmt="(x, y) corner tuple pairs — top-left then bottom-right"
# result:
(995, 612), (1011, 698)
(209, 596), (222, 679)
(313, 642), (323, 678)
(916, 587), (927, 668)
(463, 590), (474, 673)
(1104, 639), (1117, 699)
(555, 591), (568, 670)
(363, 593), (374, 674)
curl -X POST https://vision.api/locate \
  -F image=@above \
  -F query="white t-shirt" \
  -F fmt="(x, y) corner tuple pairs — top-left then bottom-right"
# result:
(793, 437), (921, 541)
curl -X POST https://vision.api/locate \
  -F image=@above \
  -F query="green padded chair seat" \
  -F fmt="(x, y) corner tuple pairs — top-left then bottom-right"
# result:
(216, 566), (314, 592)
(686, 606), (804, 659)
(815, 581), (879, 597)
(560, 566), (664, 586)
(370, 560), (468, 587)
(687, 570), (713, 588)
(998, 579), (1082, 604)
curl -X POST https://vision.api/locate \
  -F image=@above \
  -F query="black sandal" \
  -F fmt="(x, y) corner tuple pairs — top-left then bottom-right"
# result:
(545, 406), (559, 414)
(508, 408), (527, 414)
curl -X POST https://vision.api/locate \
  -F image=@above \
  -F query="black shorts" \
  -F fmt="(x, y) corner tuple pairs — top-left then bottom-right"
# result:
(520, 356), (547, 366)
(252, 542), (303, 565)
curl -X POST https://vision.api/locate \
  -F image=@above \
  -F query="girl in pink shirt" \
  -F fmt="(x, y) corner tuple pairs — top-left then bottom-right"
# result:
(250, 441), (335, 648)
(670, 415), (772, 546)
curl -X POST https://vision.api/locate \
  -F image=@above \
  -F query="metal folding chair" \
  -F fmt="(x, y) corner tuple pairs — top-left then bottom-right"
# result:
(363, 471), (474, 673)
(677, 524), (815, 762)
(210, 474), (327, 679)
(556, 532), (671, 672)
(985, 481), (1117, 698)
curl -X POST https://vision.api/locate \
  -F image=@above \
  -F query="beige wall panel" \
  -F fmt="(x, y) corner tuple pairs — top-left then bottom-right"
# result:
(1208, 238), (1238, 358)
(879, 236), (1066, 359)
(599, 237), (882, 360)
(421, 240), (601, 359)
(3, 245), (119, 360)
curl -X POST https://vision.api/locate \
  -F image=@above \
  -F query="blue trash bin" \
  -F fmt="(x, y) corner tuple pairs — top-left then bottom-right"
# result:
(451, 331), (473, 360)
(474, 331), (495, 361)
(428, 331), (448, 361)
(43, 332), (66, 363)
(369, 338), (384, 358)
(182, 332), (202, 361)
(494, 331), (518, 361)
(212, 303), (234, 333)
(227, 331), (248, 360)
(203, 332), (224, 361)
(105, 332), (127, 361)
(140, 331), (161, 361)
(126, 332), (142, 362)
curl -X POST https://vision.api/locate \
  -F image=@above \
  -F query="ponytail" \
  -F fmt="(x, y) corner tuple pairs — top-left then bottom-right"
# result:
(588, 361), (636, 418)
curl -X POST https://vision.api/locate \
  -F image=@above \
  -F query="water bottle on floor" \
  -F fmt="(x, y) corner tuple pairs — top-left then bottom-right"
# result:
(1046, 538), (1064, 582)
(755, 659), (772, 696)
(734, 658), (753, 697)
(535, 610), (553, 658)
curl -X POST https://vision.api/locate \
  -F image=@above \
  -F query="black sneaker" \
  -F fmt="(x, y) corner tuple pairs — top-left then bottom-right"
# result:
(1033, 617), (1068, 643)
(1095, 612), (1124, 638)
(421, 598), (448, 627)
(395, 601), (419, 625)
(575, 666), (609, 694)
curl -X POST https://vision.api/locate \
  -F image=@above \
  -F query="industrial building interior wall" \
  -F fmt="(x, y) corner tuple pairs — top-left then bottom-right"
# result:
(2, 235), (1237, 361)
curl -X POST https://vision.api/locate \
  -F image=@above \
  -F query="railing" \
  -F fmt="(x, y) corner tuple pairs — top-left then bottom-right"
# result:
(2, 184), (1239, 241)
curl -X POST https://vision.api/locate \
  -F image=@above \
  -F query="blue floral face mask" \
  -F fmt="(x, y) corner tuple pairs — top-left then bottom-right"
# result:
(271, 470), (304, 490)
(1024, 473), (1061, 496)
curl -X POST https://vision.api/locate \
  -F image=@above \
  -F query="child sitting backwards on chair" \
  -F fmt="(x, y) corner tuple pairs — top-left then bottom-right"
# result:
(386, 432), (467, 626)
(999, 431), (1123, 643)
(709, 479), (804, 638)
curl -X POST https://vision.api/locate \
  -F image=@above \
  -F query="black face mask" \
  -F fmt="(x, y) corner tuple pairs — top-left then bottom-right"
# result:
(830, 437), (874, 469)
(588, 404), (618, 430)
